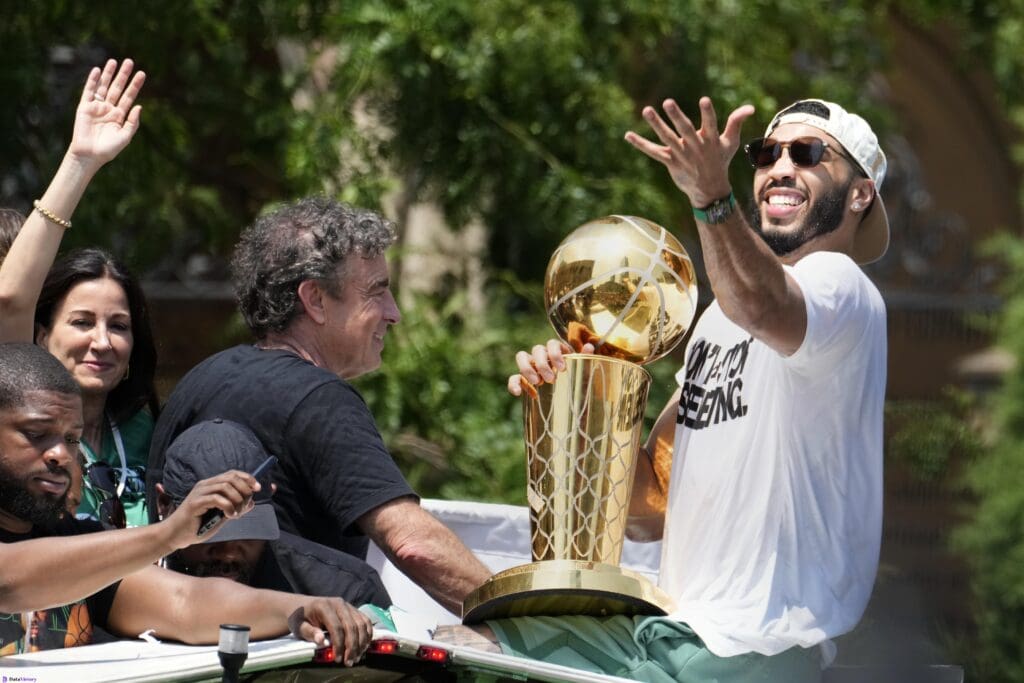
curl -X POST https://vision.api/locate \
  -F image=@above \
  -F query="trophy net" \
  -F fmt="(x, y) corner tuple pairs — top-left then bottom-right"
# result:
(525, 355), (650, 566)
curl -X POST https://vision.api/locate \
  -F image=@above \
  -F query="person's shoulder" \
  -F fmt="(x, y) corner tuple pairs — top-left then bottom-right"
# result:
(270, 531), (390, 604)
(120, 406), (156, 431)
(0, 518), (101, 544)
(172, 345), (247, 385)
(792, 250), (880, 294)
(793, 249), (860, 274)
(31, 516), (105, 540)
(221, 345), (340, 383)
(274, 530), (346, 559)
(198, 344), (258, 369)
(178, 345), (326, 386)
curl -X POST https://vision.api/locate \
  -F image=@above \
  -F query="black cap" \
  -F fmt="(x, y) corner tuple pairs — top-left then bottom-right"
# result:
(162, 419), (279, 544)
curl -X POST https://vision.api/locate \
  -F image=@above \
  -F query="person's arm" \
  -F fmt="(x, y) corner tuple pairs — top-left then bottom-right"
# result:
(624, 97), (808, 355)
(0, 470), (258, 614)
(625, 389), (679, 542)
(0, 58), (145, 343)
(357, 496), (490, 615)
(108, 566), (372, 666)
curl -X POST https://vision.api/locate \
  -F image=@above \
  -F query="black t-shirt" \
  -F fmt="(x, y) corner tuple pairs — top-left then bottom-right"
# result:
(147, 345), (416, 559)
(255, 532), (392, 607)
(0, 518), (120, 653)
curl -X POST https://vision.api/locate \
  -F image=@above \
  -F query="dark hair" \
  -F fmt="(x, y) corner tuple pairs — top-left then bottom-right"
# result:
(775, 100), (831, 121)
(231, 196), (396, 339)
(0, 209), (26, 261)
(0, 342), (80, 411)
(34, 248), (159, 423)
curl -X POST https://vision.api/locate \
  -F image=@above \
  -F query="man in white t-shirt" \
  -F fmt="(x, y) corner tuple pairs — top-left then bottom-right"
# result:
(439, 98), (888, 682)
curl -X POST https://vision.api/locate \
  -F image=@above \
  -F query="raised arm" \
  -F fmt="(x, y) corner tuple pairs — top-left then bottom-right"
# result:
(0, 58), (145, 342)
(625, 97), (808, 355)
(0, 470), (257, 613)
(357, 496), (490, 615)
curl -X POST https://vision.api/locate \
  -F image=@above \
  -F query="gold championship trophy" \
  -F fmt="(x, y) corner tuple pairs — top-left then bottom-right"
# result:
(463, 215), (698, 623)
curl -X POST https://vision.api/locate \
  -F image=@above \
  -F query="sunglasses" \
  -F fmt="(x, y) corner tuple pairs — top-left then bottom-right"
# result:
(744, 136), (839, 169)
(85, 462), (127, 530)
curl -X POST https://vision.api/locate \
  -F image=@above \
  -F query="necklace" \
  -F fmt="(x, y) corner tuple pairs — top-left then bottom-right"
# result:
(255, 340), (302, 356)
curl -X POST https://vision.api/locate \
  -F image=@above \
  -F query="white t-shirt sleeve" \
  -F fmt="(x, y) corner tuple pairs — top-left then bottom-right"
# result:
(785, 251), (882, 376)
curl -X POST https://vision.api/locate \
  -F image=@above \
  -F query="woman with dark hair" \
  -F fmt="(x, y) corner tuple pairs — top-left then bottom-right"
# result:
(0, 58), (144, 343)
(0, 58), (149, 526)
(34, 248), (159, 527)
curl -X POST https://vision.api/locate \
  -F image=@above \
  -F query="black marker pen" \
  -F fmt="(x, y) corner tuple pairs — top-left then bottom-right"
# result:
(197, 455), (277, 537)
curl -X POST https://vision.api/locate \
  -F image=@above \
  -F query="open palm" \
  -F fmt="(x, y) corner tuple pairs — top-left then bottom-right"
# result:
(68, 59), (146, 165)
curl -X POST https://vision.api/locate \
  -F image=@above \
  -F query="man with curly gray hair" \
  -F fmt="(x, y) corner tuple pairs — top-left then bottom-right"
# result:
(232, 197), (397, 343)
(147, 197), (490, 615)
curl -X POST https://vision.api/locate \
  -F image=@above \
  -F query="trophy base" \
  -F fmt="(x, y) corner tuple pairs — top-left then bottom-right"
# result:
(462, 560), (675, 624)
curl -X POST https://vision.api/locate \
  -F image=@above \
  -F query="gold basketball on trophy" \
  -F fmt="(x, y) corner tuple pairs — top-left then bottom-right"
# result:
(545, 215), (699, 364)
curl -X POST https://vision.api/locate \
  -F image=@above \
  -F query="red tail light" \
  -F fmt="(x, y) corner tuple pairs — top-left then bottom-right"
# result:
(369, 638), (400, 655)
(416, 645), (450, 664)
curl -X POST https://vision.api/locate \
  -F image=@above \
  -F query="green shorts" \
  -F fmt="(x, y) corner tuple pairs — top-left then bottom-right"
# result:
(486, 615), (822, 683)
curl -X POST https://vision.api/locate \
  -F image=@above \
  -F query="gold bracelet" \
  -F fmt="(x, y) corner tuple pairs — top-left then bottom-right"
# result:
(32, 200), (72, 229)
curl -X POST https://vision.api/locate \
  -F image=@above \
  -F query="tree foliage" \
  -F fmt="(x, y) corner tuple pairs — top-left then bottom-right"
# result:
(328, 0), (892, 279)
(954, 235), (1024, 682)
(887, 2), (1024, 680)
(2, 0), (893, 279)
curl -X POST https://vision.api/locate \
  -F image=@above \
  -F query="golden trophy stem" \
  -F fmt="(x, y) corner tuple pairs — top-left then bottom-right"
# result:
(563, 366), (587, 559)
(463, 354), (675, 623)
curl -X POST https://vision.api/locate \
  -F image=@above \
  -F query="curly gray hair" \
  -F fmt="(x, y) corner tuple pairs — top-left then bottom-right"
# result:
(231, 196), (397, 338)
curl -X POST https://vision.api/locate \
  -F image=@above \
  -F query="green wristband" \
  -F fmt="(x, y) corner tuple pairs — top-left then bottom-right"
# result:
(692, 191), (736, 224)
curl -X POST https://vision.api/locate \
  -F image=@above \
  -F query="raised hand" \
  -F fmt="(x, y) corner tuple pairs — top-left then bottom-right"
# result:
(69, 58), (146, 167)
(0, 57), (146, 345)
(625, 97), (754, 208)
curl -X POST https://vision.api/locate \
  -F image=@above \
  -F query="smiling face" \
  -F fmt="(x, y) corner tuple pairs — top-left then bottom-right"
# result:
(35, 277), (133, 400)
(750, 123), (861, 258)
(0, 389), (83, 532)
(318, 254), (401, 380)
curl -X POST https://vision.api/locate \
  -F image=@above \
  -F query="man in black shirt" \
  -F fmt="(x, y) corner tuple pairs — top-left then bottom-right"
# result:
(0, 343), (371, 664)
(147, 198), (490, 615)
(156, 418), (390, 607)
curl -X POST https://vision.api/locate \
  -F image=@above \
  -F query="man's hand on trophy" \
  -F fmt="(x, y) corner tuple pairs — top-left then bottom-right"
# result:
(508, 339), (595, 398)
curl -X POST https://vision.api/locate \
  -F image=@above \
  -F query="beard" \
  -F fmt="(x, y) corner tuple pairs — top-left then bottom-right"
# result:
(0, 459), (69, 531)
(750, 177), (852, 257)
(165, 551), (255, 586)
